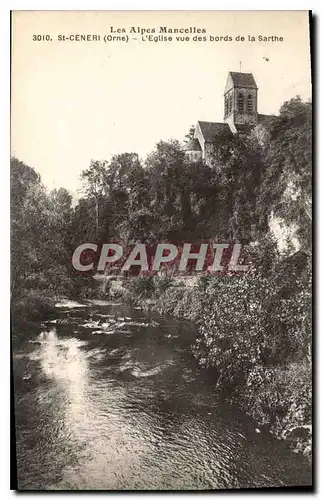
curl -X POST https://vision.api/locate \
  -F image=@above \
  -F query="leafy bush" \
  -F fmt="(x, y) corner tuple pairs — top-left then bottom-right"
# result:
(193, 276), (266, 391)
(192, 262), (311, 387)
(171, 288), (205, 321)
(242, 362), (312, 458)
(152, 276), (173, 297)
(125, 275), (155, 302)
(11, 290), (56, 344)
(11, 289), (55, 322)
(196, 275), (212, 292)
(150, 286), (186, 316)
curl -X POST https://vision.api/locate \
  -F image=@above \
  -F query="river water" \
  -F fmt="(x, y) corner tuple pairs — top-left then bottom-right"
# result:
(13, 300), (311, 491)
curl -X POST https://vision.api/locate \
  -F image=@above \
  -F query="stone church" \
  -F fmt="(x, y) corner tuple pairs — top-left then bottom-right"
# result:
(184, 71), (271, 163)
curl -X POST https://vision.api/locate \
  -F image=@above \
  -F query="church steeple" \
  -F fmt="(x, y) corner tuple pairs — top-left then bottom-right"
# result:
(224, 72), (258, 131)
(184, 69), (266, 164)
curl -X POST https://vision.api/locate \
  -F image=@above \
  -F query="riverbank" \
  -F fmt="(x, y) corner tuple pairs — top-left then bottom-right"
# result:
(11, 291), (57, 345)
(114, 273), (312, 461)
(11, 273), (97, 346)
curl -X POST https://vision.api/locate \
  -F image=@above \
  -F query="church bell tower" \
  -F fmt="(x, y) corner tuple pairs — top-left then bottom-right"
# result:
(224, 72), (258, 132)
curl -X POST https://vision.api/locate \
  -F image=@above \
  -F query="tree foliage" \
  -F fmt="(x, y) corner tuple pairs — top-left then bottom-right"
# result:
(11, 158), (74, 329)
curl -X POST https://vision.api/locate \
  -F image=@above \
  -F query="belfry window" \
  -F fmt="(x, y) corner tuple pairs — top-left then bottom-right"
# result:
(247, 94), (253, 113)
(238, 92), (244, 113)
(225, 96), (229, 117)
(228, 94), (233, 114)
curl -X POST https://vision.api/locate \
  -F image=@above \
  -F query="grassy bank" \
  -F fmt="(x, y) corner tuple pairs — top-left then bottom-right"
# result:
(11, 290), (57, 345)
(11, 273), (101, 346)
(117, 270), (311, 460)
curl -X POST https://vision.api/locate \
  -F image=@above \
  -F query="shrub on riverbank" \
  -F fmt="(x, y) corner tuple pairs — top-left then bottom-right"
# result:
(241, 361), (312, 457)
(11, 290), (56, 344)
(125, 275), (155, 301)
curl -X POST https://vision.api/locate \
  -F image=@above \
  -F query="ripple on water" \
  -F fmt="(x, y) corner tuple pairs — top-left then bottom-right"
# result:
(55, 300), (90, 309)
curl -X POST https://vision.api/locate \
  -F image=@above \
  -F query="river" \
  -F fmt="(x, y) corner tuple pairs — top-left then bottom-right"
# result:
(13, 300), (312, 490)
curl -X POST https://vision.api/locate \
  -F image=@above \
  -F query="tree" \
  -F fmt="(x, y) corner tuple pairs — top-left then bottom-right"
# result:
(80, 160), (108, 239)
(184, 125), (196, 142)
(204, 129), (266, 242)
(258, 97), (312, 252)
(145, 140), (197, 241)
(11, 158), (51, 298)
(11, 158), (74, 302)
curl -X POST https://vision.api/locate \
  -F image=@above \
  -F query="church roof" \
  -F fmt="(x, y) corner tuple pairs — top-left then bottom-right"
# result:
(197, 121), (231, 142)
(235, 123), (251, 133)
(184, 138), (202, 151)
(229, 72), (257, 88)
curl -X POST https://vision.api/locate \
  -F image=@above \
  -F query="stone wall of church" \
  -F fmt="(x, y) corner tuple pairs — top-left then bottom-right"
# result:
(186, 150), (203, 162)
(233, 87), (258, 125)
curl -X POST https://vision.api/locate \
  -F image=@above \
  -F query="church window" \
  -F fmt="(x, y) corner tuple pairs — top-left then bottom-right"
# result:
(228, 93), (233, 114)
(238, 92), (244, 113)
(225, 96), (229, 117)
(247, 94), (253, 112)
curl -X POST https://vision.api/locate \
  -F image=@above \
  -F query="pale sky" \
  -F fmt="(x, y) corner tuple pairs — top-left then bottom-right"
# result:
(11, 11), (311, 197)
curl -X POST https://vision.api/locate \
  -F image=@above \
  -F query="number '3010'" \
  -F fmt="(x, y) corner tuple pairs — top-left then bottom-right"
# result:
(32, 35), (52, 41)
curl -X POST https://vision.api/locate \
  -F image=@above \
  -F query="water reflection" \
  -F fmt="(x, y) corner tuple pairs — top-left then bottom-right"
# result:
(39, 328), (91, 446)
(13, 301), (312, 490)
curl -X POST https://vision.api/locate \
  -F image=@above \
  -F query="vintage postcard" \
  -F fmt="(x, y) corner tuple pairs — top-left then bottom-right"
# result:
(11, 10), (312, 491)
